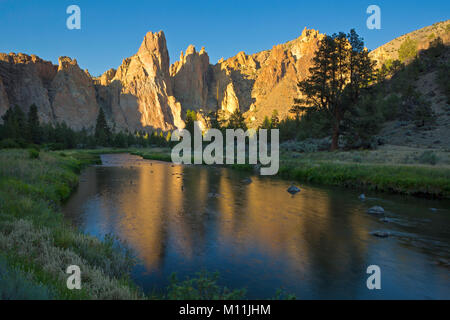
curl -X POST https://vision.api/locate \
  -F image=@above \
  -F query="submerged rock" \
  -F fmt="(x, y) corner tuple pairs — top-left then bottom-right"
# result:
(367, 206), (385, 215)
(208, 193), (221, 198)
(287, 185), (301, 195)
(370, 231), (390, 238)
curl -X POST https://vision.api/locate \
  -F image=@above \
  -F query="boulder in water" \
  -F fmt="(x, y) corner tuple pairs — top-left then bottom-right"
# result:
(359, 194), (366, 200)
(367, 206), (385, 215)
(370, 231), (390, 238)
(287, 185), (301, 195)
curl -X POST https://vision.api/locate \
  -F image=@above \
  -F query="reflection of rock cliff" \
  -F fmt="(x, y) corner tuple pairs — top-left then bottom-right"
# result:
(0, 27), (323, 130)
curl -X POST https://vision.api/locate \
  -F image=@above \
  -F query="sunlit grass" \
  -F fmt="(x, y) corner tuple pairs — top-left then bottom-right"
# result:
(0, 149), (143, 299)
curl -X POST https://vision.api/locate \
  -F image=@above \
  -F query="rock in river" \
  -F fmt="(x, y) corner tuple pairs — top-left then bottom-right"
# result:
(367, 206), (385, 215)
(287, 185), (301, 195)
(370, 231), (390, 238)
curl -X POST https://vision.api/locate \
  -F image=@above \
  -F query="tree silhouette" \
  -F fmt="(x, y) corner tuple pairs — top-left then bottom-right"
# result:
(94, 107), (111, 146)
(297, 29), (375, 150)
(27, 104), (41, 144)
(227, 108), (247, 130)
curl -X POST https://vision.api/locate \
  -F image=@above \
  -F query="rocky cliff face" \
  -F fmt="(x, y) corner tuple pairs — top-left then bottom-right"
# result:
(166, 27), (323, 126)
(0, 27), (338, 131)
(170, 45), (210, 113)
(0, 53), (57, 123)
(202, 27), (323, 125)
(50, 57), (99, 130)
(0, 76), (9, 120)
(96, 31), (184, 131)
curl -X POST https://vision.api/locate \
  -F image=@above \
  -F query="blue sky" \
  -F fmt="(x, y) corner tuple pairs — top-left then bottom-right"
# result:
(0, 0), (448, 76)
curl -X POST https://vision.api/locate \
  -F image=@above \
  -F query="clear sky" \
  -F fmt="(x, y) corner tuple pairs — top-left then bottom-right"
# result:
(0, 0), (448, 76)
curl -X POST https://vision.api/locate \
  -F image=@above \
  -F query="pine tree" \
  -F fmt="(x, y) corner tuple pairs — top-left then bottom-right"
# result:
(27, 104), (41, 144)
(261, 116), (272, 129)
(228, 108), (247, 130)
(1, 105), (26, 142)
(270, 110), (279, 129)
(94, 108), (111, 146)
(185, 110), (198, 136)
(297, 29), (375, 150)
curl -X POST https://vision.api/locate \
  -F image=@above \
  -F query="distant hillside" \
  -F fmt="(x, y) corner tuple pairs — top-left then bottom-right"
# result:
(370, 20), (450, 67)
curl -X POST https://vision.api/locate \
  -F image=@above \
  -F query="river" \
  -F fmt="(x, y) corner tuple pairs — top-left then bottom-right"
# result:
(63, 153), (450, 299)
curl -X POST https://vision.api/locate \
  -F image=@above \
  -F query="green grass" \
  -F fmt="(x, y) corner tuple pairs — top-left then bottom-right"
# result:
(278, 160), (450, 198)
(77, 147), (450, 199)
(0, 149), (143, 299)
(0, 148), (255, 300)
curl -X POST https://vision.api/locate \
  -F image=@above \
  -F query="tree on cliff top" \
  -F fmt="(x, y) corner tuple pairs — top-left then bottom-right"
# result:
(296, 29), (375, 150)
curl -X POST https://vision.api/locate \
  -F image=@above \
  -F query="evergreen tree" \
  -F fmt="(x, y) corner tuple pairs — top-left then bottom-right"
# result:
(94, 108), (111, 146)
(227, 108), (247, 130)
(297, 29), (375, 150)
(185, 110), (198, 136)
(1, 105), (27, 142)
(270, 110), (279, 129)
(261, 116), (272, 129)
(206, 110), (222, 130)
(27, 104), (41, 144)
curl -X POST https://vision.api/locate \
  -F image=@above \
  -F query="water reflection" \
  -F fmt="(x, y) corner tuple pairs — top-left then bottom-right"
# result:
(63, 154), (450, 299)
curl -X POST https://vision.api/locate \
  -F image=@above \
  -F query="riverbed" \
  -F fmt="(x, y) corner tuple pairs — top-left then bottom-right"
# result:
(63, 154), (450, 299)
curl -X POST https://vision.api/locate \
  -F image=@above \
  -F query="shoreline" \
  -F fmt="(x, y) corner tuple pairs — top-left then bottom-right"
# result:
(0, 149), (144, 299)
(126, 148), (450, 199)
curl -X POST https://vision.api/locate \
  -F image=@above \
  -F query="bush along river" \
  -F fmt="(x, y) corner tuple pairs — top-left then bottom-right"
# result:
(63, 154), (450, 299)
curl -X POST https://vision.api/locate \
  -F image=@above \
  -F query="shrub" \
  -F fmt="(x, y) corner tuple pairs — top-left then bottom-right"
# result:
(398, 37), (418, 63)
(417, 151), (438, 165)
(0, 255), (53, 300)
(28, 149), (40, 159)
(437, 62), (450, 104)
(379, 94), (401, 121)
(0, 138), (20, 149)
(165, 271), (246, 300)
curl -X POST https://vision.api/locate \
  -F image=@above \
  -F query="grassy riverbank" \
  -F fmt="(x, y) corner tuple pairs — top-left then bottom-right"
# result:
(0, 148), (253, 300)
(0, 149), (144, 299)
(115, 146), (450, 199)
(279, 146), (450, 198)
(1, 146), (446, 299)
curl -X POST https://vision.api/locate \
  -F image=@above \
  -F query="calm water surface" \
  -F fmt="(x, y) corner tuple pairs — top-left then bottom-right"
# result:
(63, 154), (450, 299)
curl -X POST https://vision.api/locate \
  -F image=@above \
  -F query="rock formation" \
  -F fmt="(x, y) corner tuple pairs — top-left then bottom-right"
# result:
(0, 27), (324, 131)
(4, 21), (445, 132)
(0, 76), (9, 120)
(170, 45), (210, 112)
(96, 31), (184, 131)
(50, 57), (99, 130)
(0, 53), (57, 123)
(201, 27), (323, 125)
